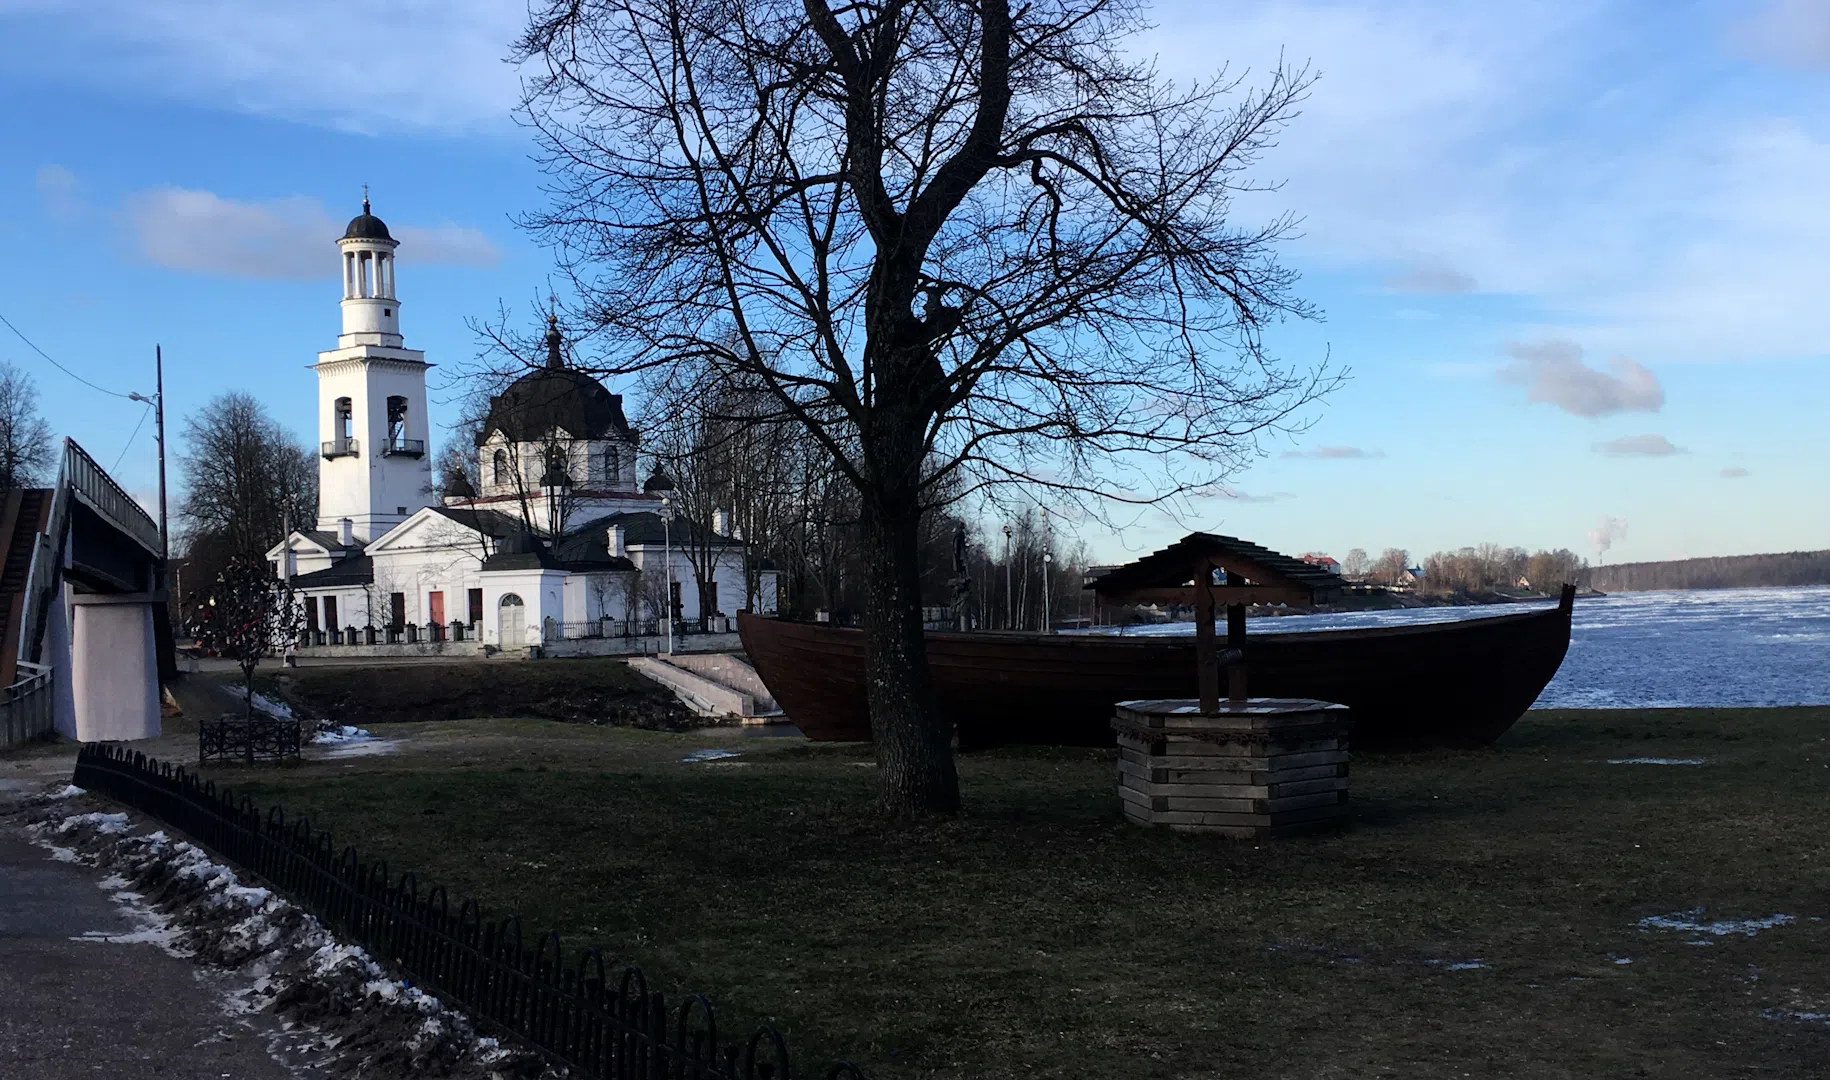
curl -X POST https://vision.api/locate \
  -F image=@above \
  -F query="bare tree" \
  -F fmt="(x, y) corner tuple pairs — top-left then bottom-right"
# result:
(1342, 548), (1370, 581)
(515, 0), (1332, 815)
(178, 392), (316, 585)
(1371, 547), (1410, 585)
(0, 362), (54, 489)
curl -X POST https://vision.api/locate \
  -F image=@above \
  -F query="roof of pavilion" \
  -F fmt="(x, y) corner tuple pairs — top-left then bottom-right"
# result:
(1085, 532), (1340, 606)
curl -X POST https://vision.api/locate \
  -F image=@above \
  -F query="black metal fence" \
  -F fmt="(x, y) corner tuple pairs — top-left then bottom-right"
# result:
(198, 713), (302, 763)
(71, 743), (865, 1080)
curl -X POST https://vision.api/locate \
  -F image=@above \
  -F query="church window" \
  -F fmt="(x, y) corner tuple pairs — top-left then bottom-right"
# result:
(548, 447), (571, 483)
(335, 398), (353, 443)
(492, 449), (509, 485)
(603, 445), (620, 485)
(383, 308), (392, 317)
(386, 396), (408, 448)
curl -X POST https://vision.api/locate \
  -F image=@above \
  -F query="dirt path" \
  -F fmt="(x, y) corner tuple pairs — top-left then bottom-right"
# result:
(0, 782), (312, 1079)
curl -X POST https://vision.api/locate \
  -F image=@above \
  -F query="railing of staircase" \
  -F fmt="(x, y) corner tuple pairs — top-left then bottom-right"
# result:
(62, 438), (162, 555)
(18, 450), (75, 666)
(0, 661), (54, 749)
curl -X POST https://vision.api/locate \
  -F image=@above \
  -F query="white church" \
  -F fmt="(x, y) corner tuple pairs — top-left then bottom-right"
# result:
(265, 199), (775, 650)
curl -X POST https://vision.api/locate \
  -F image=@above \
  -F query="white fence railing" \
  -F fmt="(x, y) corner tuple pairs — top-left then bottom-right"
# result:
(0, 661), (54, 749)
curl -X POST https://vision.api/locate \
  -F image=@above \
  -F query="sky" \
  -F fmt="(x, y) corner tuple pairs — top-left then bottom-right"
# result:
(0, 0), (1825, 567)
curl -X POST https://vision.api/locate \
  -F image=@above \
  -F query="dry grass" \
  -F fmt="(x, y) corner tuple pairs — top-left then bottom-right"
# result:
(214, 708), (1830, 1079)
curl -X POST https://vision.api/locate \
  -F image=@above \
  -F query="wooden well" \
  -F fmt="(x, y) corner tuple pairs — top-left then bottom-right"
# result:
(1112, 697), (1350, 837)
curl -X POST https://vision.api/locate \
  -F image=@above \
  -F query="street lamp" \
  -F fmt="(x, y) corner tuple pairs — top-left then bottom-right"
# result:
(1042, 550), (1053, 633)
(643, 467), (678, 654)
(1003, 524), (1013, 630)
(126, 344), (168, 557)
(659, 494), (674, 655)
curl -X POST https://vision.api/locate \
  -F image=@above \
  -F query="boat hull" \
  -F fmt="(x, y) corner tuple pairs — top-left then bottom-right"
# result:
(737, 601), (1574, 751)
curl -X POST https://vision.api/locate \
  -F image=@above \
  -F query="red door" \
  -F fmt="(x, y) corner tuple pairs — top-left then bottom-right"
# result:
(428, 591), (445, 627)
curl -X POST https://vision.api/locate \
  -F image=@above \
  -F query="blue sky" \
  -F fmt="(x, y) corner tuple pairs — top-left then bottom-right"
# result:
(0, 0), (1825, 566)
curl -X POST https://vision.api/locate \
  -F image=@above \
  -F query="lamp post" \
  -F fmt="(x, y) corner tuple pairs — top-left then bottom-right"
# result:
(660, 494), (674, 655)
(1003, 523), (1013, 630)
(1042, 550), (1052, 633)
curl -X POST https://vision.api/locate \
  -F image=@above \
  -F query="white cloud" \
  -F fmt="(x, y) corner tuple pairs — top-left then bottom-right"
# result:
(1282, 446), (1385, 460)
(0, 1), (523, 134)
(1499, 339), (1664, 417)
(1734, 0), (1830, 71)
(122, 187), (500, 279)
(1385, 263), (1477, 295)
(1719, 466), (1750, 479)
(36, 164), (84, 220)
(1139, 1), (1830, 363)
(1594, 434), (1684, 457)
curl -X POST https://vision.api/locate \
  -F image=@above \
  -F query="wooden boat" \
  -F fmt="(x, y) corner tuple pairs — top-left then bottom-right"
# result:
(736, 587), (1574, 751)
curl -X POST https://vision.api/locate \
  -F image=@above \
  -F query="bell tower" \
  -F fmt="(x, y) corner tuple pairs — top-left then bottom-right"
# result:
(313, 194), (433, 544)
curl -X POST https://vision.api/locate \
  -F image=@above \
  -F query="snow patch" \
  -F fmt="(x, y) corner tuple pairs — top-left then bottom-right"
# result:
(31, 806), (548, 1078)
(1637, 909), (1795, 937)
(1607, 757), (1708, 766)
(1425, 959), (1488, 971)
(49, 784), (86, 799)
(311, 725), (376, 745)
(224, 684), (294, 719)
(682, 748), (741, 762)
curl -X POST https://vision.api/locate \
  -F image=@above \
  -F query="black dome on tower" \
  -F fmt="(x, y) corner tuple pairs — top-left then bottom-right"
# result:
(476, 317), (636, 447)
(343, 196), (392, 241)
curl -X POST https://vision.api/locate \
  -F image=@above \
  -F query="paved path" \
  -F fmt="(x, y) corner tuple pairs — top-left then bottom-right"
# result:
(0, 783), (305, 1079)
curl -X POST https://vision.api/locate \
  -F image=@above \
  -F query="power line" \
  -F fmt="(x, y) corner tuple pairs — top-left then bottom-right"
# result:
(113, 403), (153, 473)
(0, 310), (134, 400)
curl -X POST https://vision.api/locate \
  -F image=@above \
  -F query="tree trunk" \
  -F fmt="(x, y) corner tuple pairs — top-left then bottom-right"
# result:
(859, 493), (960, 817)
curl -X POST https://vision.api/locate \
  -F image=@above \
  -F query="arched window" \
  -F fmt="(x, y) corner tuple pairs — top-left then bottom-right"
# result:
(546, 447), (572, 484)
(335, 397), (353, 441)
(386, 396), (408, 449)
(491, 448), (509, 485)
(602, 445), (620, 486)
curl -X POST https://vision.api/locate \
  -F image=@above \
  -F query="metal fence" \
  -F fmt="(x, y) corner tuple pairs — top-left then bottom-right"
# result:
(70, 743), (865, 1080)
(1, 662), (54, 749)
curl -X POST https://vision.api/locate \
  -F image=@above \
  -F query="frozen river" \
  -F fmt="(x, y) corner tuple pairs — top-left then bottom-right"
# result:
(1082, 585), (1830, 709)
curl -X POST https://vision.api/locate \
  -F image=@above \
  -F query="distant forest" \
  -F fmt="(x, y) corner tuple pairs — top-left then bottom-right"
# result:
(1589, 550), (1830, 593)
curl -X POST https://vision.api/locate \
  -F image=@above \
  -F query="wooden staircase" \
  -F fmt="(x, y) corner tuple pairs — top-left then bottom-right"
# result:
(0, 488), (52, 687)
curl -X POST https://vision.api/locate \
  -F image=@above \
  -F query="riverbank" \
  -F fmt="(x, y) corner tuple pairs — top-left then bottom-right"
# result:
(207, 706), (1829, 1079)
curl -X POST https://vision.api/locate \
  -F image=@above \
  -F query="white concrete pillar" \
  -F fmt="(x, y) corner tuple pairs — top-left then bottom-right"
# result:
(69, 600), (160, 742)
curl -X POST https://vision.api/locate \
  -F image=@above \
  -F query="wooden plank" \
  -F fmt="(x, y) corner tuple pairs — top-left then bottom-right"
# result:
(1266, 777), (1350, 798)
(1266, 791), (1350, 812)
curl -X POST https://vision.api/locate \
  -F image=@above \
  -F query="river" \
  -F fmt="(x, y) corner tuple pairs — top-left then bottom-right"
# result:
(1083, 585), (1830, 709)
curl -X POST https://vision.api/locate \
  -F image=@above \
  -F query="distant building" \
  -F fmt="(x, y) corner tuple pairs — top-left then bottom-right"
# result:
(265, 199), (775, 647)
(1298, 553), (1342, 575)
(1398, 567), (1423, 586)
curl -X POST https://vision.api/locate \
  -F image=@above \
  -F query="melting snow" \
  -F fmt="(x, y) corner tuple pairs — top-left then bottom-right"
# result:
(37, 808), (535, 1074)
(682, 749), (741, 762)
(1607, 757), (1709, 766)
(312, 725), (376, 745)
(1638, 909), (1795, 937)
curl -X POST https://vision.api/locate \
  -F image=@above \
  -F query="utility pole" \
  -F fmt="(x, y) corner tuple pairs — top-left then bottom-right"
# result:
(129, 345), (169, 557)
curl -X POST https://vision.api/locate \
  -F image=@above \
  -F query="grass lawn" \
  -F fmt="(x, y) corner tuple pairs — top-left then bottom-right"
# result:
(215, 708), (1830, 1079)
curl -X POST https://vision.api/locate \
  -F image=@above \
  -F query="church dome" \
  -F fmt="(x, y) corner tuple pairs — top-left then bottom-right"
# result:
(342, 197), (392, 241)
(478, 323), (635, 447)
(480, 369), (634, 445)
